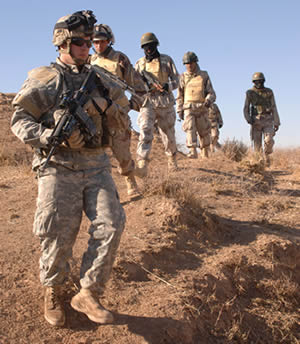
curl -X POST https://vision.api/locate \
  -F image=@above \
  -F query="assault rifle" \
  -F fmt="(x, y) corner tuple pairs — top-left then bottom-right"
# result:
(41, 68), (100, 170)
(140, 70), (167, 94)
(92, 65), (144, 103)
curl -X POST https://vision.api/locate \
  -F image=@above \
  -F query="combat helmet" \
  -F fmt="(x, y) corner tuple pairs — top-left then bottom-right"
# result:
(140, 32), (159, 48)
(252, 72), (265, 82)
(182, 51), (198, 64)
(93, 24), (115, 44)
(52, 10), (97, 47)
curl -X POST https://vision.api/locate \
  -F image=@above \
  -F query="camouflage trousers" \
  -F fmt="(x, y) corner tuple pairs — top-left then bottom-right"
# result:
(34, 163), (125, 292)
(251, 119), (275, 154)
(182, 110), (211, 149)
(136, 104), (177, 160)
(210, 124), (220, 146)
(111, 127), (135, 176)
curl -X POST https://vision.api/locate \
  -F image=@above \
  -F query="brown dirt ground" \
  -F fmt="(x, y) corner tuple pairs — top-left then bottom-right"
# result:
(0, 93), (299, 344)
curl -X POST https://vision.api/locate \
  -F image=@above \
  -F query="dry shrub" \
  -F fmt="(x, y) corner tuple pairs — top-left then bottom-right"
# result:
(240, 151), (266, 175)
(143, 172), (201, 210)
(221, 138), (248, 162)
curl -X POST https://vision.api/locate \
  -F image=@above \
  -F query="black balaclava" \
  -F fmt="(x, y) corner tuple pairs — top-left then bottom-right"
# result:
(143, 42), (160, 62)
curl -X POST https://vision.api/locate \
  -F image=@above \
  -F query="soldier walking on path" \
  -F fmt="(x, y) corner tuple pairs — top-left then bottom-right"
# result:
(176, 52), (216, 159)
(134, 32), (179, 177)
(11, 10), (126, 327)
(91, 24), (145, 196)
(243, 72), (280, 166)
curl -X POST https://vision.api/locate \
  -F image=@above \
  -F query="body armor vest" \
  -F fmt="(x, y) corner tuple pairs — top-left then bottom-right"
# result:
(248, 87), (273, 115)
(92, 55), (130, 109)
(92, 56), (123, 78)
(145, 59), (169, 84)
(184, 73), (206, 103)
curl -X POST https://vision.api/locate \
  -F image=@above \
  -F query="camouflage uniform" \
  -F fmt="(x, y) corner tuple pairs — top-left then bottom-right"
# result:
(135, 54), (179, 163)
(176, 64), (216, 157)
(244, 80), (280, 157)
(11, 58), (126, 292)
(208, 103), (223, 152)
(91, 46), (145, 177)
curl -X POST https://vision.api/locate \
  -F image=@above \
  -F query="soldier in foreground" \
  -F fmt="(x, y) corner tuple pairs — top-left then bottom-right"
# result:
(176, 52), (216, 159)
(91, 24), (145, 196)
(135, 32), (179, 177)
(208, 102), (223, 152)
(244, 72), (280, 166)
(11, 10), (126, 326)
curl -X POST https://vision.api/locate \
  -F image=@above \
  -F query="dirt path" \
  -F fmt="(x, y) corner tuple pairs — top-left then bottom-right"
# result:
(0, 94), (299, 343)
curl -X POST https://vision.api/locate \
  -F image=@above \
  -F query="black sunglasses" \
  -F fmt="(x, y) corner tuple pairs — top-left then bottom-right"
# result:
(71, 37), (92, 48)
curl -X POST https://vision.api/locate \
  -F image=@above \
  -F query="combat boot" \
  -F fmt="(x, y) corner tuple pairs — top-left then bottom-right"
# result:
(168, 154), (178, 172)
(71, 288), (114, 324)
(44, 286), (65, 327)
(125, 172), (140, 197)
(201, 147), (209, 159)
(135, 159), (148, 179)
(187, 147), (198, 159)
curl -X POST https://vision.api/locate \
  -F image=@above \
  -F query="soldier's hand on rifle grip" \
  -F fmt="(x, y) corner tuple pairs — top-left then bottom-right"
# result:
(66, 129), (85, 149)
(153, 83), (164, 93)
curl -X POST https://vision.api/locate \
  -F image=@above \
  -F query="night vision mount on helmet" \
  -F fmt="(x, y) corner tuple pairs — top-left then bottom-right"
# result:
(52, 10), (97, 47)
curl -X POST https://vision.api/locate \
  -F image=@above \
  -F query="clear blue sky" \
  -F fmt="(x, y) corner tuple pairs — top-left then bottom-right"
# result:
(1, 0), (299, 147)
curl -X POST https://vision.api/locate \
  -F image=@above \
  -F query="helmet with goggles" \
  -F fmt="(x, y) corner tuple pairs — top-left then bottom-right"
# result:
(52, 10), (97, 47)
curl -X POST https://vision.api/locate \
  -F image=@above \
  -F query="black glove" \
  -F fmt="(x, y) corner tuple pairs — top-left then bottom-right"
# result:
(219, 123), (223, 129)
(162, 83), (169, 92)
(178, 111), (184, 120)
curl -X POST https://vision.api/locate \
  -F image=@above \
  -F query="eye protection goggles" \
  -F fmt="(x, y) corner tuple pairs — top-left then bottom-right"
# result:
(71, 37), (92, 48)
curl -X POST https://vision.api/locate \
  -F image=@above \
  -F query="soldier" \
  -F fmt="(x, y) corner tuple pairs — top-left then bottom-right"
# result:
(91, 24), (145, 196)
(176, 52), (216, 159)
(244, 72), (280, 166)
(135, 32), (179, 177)
(11, 10), (126, 327)
(208, 103), (223, 153)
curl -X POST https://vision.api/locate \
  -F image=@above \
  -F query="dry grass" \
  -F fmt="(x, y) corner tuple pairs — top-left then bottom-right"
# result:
(221, 138), (248, 162)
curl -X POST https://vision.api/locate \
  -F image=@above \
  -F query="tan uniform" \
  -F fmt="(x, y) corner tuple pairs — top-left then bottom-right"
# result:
(176, 64), (216, 151)
(244, 86), (280, 155)
(135, 54), (179, 161)
(91, 47), (145, 175)
(11, 58), (126, 291)
(208, 103), (223, 151)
